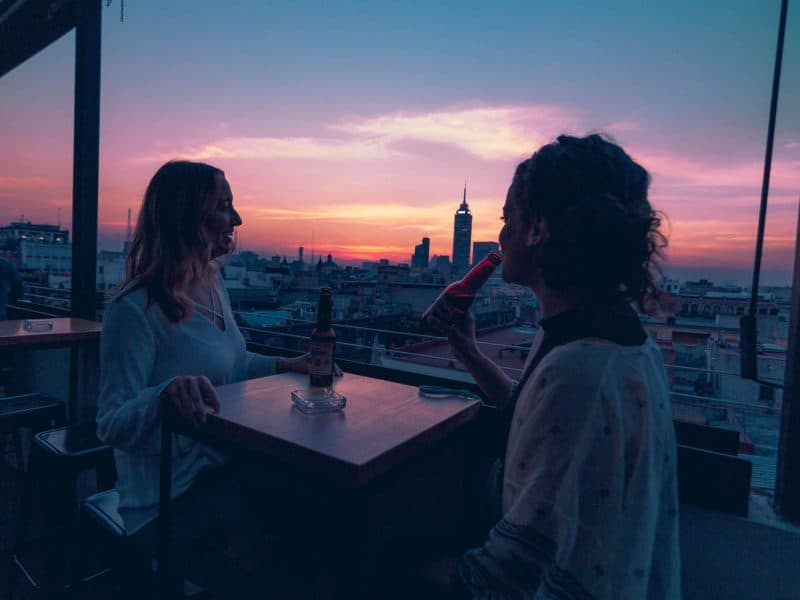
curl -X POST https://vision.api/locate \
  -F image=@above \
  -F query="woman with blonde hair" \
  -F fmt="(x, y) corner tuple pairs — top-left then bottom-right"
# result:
(97, 160), (310, 593)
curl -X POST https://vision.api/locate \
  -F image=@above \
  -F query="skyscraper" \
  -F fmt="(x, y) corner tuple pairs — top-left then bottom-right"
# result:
(472, 241), (500, 265)
(451, 184), (472, 277)
(412, 237), (430, 269)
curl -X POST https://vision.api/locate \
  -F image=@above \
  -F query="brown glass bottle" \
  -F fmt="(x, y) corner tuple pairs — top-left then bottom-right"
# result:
(309, 287), (336, 388)
(422, 252), (502, 324)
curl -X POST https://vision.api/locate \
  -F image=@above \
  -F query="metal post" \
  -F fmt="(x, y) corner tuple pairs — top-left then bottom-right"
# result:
(776, 194), (800, 523)
(740, 0), (789, 381)
(158, 403), (174, 597)
(71, 0), (101, 320)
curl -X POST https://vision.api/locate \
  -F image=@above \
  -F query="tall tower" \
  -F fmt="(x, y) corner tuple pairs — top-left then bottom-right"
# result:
(451, 184), (472, 277)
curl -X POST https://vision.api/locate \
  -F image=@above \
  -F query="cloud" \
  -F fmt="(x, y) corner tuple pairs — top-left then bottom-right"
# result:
(600, 120), (639, 133)
(785, 141), (800, 149)
(134, 103), (577, 164)
(634, 151), (800, 190)
(243, 201), (455, 228)
(138, 136), (393, 163)
(0, 175), (53, 190)
(333, 104), (576, 160)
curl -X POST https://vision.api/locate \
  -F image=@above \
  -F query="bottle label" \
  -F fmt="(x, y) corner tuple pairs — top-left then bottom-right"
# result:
(309, 340), (335, 387)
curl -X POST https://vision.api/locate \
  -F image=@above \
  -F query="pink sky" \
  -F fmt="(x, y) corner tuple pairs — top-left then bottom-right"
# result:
(3, 102), (798, 277)
(2, 3), (799, 285)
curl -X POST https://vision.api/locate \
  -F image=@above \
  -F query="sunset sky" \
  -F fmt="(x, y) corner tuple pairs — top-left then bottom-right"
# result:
(1, 1), (799, 284)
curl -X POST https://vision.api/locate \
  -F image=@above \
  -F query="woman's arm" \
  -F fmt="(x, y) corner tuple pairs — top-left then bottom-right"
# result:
(244, 351), (278, 379)
(426, 304), (514, 410)
(96, 298), (170, 453)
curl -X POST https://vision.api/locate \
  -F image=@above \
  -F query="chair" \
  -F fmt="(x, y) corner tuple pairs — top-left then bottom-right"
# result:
(676, 444), (753, 517)
(673, 420), (741, 455)
(0, 393), (66, 472)
(84, 490), (205, 598)
(10, 423), (116, 595)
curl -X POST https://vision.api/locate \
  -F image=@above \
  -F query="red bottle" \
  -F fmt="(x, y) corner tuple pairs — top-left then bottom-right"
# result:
(309, 288), (336, 388)
(422, 252), (502, 323)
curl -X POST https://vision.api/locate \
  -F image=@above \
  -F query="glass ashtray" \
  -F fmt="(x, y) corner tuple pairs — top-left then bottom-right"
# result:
(291, 387), (346, 414)
(23, 319), (53, 331)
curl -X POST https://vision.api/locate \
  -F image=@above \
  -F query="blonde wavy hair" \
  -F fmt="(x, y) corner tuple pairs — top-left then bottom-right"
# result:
(119, 160), (225, 322)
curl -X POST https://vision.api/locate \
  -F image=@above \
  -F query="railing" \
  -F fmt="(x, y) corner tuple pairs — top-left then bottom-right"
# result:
(18, 284), (71, 312)
(234, 308), (784, 494)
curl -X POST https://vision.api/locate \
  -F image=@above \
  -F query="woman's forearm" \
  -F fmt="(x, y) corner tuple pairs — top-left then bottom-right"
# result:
(457, 347), (514, 410)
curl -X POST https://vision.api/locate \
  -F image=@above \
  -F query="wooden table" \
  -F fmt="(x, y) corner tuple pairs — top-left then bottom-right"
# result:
(0, 318), (102, 423)
(157, 371), (481, 594)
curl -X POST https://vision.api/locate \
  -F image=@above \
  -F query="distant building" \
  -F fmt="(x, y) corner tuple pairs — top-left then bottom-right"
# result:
(472, 241), (499, 264)
(411, 237), (430, 269)
(451, 185), (472, 277)
(430, 254), (451, 278)
(97, 249), (126, 291)
(681, 279), (715, 296)
(376, 263), (410, 283)
(661, 277), (681, 295)
(19, 239), (71, 272)
(0, 221), (69, 246)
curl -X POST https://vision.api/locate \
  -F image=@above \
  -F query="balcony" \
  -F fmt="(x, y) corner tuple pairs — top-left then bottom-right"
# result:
(3, 0), (800, 597)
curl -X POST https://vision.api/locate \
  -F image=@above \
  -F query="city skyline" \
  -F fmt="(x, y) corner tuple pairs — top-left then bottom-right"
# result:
(1, 2), (799, 284)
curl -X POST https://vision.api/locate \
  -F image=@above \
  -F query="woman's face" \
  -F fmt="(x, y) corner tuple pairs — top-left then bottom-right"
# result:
(204, 175), (242, 259)
(498, 182), (536, 287)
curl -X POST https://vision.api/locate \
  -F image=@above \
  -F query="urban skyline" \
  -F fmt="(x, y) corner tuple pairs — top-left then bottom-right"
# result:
(1, 2), (798, 284)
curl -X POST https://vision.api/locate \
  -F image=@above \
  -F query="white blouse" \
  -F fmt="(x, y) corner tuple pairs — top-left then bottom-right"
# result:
(97, 274), (276, 530)
(463, 331), (682, 598)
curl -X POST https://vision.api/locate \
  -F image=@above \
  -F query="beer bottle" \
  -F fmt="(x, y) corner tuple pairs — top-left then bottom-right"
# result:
(309, 287), (336, 388)
(422, 252), (502, 324)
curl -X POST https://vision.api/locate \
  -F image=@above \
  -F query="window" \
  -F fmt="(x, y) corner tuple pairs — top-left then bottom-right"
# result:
(0, 33), (75, 316)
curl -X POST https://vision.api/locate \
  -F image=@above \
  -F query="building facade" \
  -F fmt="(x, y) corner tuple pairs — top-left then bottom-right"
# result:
(411, 237), (430, 269)
(0, 221), (69, 246)
(472, 241), (500, 264)
(451, 186), (472, 277)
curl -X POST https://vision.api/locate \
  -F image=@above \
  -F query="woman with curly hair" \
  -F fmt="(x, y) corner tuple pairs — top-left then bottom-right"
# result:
(426, 134), (681, 598)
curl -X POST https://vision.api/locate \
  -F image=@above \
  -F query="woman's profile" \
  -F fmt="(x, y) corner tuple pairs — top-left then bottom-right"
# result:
(424, 134), (681, 598)
(96, 160), (312, 592)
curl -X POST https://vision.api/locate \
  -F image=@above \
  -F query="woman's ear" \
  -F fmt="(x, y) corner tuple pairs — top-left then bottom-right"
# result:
(526, 214), (547, 248)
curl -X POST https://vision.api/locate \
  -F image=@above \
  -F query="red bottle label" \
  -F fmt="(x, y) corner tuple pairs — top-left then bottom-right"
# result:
(309, 339), (335, 387)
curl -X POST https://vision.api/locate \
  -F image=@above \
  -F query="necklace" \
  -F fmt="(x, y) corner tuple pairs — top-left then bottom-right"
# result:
(189, 279), (224, 322)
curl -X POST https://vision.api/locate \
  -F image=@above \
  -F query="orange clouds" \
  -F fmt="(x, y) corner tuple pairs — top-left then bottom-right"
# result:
(3, 98), (799, 272)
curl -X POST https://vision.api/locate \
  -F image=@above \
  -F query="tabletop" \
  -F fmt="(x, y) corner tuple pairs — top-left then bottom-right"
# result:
(193, 371), (481, 487)
(0, 318), (102, 347)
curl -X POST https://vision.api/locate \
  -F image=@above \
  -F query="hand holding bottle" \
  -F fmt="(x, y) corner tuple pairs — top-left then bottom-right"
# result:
(422, 252), (501, 326)
(425, 298), (479, 365)
(278, 354), (343, 377)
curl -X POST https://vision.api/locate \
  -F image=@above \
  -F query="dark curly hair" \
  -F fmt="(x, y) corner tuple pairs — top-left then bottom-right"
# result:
(512, 134), (667, 313)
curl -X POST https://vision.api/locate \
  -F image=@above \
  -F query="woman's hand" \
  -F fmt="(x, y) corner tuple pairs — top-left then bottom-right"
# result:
(278, 354), (343, 377)
(425, 301), (479, 367)
(160, 375), (220, 428)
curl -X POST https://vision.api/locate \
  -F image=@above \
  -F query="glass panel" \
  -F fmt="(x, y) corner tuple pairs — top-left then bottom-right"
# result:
(0, 33), (75, 316)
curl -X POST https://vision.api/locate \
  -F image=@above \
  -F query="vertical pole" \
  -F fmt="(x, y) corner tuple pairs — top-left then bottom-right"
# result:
(776, 194), (800, 523)
(71, 0), (101, 320)
(158, 404), (174, 597)
(740, 0), (789, 380)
